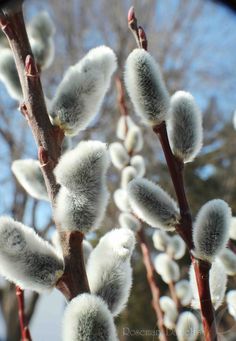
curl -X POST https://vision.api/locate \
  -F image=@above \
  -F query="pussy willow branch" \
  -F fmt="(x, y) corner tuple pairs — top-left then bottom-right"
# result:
(0, 5), (90, 302)
(128, 8), (217, 341)
(16, 286), (32, 341)
(116, 77), (168, 341)
(137, 229), (168, 341)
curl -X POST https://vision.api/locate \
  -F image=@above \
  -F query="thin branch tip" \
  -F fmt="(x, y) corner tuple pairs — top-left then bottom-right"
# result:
(127, 6), (135, 24)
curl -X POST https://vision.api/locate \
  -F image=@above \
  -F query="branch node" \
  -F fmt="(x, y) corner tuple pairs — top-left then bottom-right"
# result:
(19, 102), (28, 117)
(38, 146), (49, 166)
(25, 55), (38, 77)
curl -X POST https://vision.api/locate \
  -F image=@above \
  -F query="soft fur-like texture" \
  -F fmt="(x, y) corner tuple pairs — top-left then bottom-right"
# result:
(116, 116), (135, 140)
(124, 126), (143, 153)
(0, 48), (22, 100)
(50, 46), (117, 136)
(160, 296), (178, 330)
(54, 141), (110, 232)
(28, 11), (55, 70)
(55, 140), (109, 194)
(130, 155), (145, 177)
(121, 166), (137, 189)
(62, 294), (118, 341)
(0, 217), (64, 292)
(192, 199), (231, 262)
(175, 280), (192, 306)
(87, 228), (135, 317)
(119, 213), (141, 232)
(109, 142), (130, 170)
(152, 229), (170, 251)
(124, 49), (170, 125)
(167, 235), (186, 260)
(190, 260), (227, 310)
(113, 189), (131, 212)
(218, 248), (236, 276)
(127, 178), (180, 230)
(226, 290), (236, 320)
(12, 159), (48, 201)
(154, 253), (180, 284)
(168, 91), (203, 162)
(229, 217), (236, 240)
(176, 312), (199, 341)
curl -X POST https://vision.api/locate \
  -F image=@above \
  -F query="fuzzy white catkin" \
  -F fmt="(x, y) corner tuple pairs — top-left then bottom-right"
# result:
(226, 290), (236, 320)
(124, 126), (143, 153)
(175, 280), (192, 306)
(0, 48), (22, 100)
(113, 189), (131, 212)
(54, 141), (110, 233)
(167, 235), (186, 260)
(218, 248), (236, 276)
(124, 49), (170, 125)
(229, 217), (236, 240)
(190, 260), (227, 310)
(50, 46), (117, 136)
(192, 199), (231, 262)
(11, 159), (48, 201)
(87, 228), (135, 316)
(152, 229), (170, 251)
(0, 217), (64, 292)
(116, 116), (135, 140)
(127, 178), (180, 230)
(168, 91), (203, 163)
(176, 312), (199, 341)
(160, 296), (178, 329)
(54, 140), (109, 194)
(121, 166), (137, 189)
(28, 11), (55, 70)
(109, 142), (130, 170)
(62, 293), (118, 341)
(154, 253), (180, 284)
(119, 213), (141, 232)
(130, 155), (145, 177)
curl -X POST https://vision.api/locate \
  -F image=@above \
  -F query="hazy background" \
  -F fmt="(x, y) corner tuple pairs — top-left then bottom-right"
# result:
(0, 0), (236, 340)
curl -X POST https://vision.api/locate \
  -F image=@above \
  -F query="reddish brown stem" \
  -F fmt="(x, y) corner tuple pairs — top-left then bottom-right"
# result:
(16, 286), (32, 341)
(153, 120), (217, 341)
(128, 9), (217, 340)
(56, 231), (90, 301)
(193, 259), (217, 341)
(0, 6), (90, 300)
(137, 229), (168, 341)
(153, 122), (193, 249)
(115, 76), (129, 136)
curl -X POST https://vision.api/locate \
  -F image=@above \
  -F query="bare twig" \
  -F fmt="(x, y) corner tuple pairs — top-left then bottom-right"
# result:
(137, 228), (168, 341)
(16, 286), (32, 341)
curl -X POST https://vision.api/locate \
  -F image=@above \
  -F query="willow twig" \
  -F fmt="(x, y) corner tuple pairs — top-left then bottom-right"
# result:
(127, 7), (217, 340)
